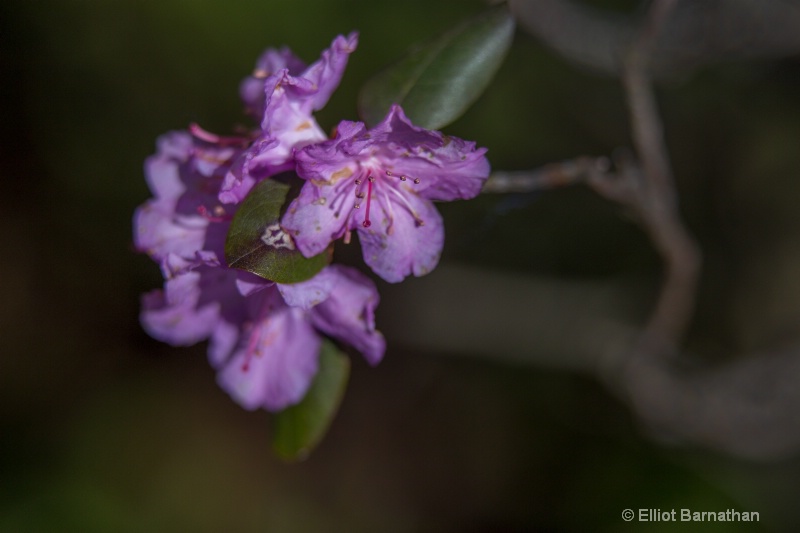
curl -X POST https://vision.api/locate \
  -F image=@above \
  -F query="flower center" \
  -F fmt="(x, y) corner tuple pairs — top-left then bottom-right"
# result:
(350, 166), (425, 233)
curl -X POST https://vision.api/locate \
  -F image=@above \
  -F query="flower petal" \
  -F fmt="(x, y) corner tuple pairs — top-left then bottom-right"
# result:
(366, 105), (490, 201)
(144, 131), (193, 201)
(302, 32), (359, 112)
(133, 199), (209, 263)
(277, 266), (338, 310)
(281, 179), (354, 257)
(258, 78), (328, 163)
(140, 270), (220, 346)
(293, 120), (367, 182)
(358, 191), (444, 283)
(240, 47), (307, 119)
(309, 265), (386, 365)
(208, 319), (241, 369)
(216, 299), (322, 411)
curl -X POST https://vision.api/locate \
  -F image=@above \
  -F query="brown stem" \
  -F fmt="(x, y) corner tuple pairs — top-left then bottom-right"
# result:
(621, 0), (701, 347)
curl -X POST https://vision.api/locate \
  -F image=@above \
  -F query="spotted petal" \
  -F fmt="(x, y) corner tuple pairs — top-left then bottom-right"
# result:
(362, 105), (490, 201)
(358, 191), (444, 283)
(282, 178), (355, 257)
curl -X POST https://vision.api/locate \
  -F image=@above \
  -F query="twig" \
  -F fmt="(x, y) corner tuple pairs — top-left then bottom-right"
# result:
(481, 157), (609, 193)
(621, 0), (700, 347)
(476, 1), (800, 461)
(484, 0), (699, 348)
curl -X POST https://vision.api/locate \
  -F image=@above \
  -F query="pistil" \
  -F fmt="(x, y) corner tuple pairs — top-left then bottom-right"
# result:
(362, 173), (374, 228)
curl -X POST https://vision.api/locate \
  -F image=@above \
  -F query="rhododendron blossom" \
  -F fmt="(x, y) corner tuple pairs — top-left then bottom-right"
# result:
(219, 33), (358, 205)
(143, 258), (383, 411)
(282, 104), (491, 283)
(134, 31), (491, 417)
(133, 33), (385, 411)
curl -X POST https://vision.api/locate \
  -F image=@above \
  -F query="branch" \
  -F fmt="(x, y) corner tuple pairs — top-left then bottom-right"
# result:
(621, 0), (700, 347)
(483, 0), (701, 348)
(482, 157), (609, 193)
(382, 264), (800, 460)
(472, 0), (800, 461)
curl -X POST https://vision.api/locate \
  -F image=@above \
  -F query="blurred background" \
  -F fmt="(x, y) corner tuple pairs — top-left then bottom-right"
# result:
(3, 0), (800, 530)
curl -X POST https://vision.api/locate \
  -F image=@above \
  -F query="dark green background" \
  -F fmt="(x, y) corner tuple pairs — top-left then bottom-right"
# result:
(3, 0), (800, 530)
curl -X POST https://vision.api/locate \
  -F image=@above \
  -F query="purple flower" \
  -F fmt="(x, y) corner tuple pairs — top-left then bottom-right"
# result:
(281, 105), (491, 283)
(240, 47), (307, 120)
(133, 130), (242, 266)
(142, 263), (384, 411)
(219, 33), (359, 205)
(135, 121), (385, 412)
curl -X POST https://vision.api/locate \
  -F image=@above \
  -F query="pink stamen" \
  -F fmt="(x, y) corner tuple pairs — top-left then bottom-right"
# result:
(189, 123), (250, 147)
(189, 123), (220, 143)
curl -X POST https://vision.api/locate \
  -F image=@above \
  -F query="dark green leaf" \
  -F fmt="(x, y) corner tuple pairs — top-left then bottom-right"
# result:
(358, 4), (515, 130)
(224, 179), (329, 284)
(272, 340), (350, 461)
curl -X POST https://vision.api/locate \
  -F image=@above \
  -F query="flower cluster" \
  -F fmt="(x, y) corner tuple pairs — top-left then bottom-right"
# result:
(134, 33), (490, 412)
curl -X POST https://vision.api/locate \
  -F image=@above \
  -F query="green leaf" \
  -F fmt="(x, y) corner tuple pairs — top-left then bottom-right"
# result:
(358, 4), (515, 130)
(272, 340), (350, 461)
(224, 179), (329, 284)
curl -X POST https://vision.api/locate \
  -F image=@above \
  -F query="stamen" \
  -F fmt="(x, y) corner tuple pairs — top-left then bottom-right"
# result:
(350, 173), (368, 215)
(385, 169), (415, 183)
(189, 123), (221, 143)
(197, 205), (230, 222)
(330, 176), (355, 217)
(386, 170), (401, 181)
(387, 186), (425, 227)
(380, 186), (395, 235)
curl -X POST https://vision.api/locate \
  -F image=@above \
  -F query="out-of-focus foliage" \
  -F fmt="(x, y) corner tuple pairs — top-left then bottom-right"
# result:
(3, 0), (800, 530)
(358, 3), (515, 129)
(273, 340), (350, 461)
